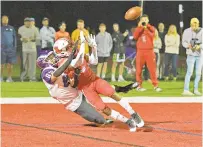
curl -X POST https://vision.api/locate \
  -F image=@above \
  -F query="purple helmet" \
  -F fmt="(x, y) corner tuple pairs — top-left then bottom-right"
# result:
(36, 51), (59, 69)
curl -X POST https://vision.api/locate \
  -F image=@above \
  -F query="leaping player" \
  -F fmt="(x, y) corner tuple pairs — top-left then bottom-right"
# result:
(56, 32), (144, 132)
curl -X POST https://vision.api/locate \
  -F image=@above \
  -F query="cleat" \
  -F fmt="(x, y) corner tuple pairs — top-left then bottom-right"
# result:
(131, 113), (144, 128)
(154, 87), (162, 92)
(126, 118), (136, 132)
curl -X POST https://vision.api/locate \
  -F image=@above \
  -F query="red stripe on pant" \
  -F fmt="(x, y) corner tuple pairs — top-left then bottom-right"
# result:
(135, 50), (158, 87)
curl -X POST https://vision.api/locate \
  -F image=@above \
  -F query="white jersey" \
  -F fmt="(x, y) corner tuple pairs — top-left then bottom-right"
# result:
(42, 66), (82, 111)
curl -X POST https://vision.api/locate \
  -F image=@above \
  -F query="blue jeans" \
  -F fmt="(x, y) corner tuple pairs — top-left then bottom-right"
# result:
(164, 53), (178, 77)
(184, 55), (202, 91)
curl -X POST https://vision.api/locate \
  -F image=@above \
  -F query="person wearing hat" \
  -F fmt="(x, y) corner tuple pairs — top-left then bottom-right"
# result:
(182, 17), (202, 96)
(30, 17), (40, 57)
(18, 17), (39, 81)
(40, 17), (55, 53)
(1, 15), (17, 82)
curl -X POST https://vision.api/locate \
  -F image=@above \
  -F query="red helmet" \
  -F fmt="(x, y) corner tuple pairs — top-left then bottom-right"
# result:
(53, 38), (72, 57)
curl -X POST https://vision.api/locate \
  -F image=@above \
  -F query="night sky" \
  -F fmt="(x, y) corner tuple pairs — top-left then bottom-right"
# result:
(1, 1), (202, 33)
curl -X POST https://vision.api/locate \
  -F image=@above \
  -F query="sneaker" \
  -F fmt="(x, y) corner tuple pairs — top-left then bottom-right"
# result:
(111, 76), (116, 82)
(154, 87), (162, 92)
(118, 76), (126, 82)
(136, 87), (147, 92)
(126, 118), (137, 132)
(131, 113), (144, 128)
(182, 90), (194, 96)
(6, 77), (14, 82)
(0, 77), (4, 82)
(194, 90), (202, 96)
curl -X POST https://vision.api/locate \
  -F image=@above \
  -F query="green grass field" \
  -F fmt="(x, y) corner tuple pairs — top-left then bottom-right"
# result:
(1, 81), (202, 97)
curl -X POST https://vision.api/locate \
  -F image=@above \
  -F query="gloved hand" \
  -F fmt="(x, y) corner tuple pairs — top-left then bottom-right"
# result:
(86, 34), (97, 48)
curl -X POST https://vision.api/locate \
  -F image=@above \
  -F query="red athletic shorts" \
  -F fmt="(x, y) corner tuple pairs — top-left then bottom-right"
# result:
(82, 78), (115, 110)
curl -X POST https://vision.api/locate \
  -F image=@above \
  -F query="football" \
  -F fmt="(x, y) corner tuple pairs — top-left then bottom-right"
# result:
(124, 6), (142, 20)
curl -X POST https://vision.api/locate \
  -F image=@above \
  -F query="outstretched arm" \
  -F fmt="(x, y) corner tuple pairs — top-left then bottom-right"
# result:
(50, 40), (79, 82)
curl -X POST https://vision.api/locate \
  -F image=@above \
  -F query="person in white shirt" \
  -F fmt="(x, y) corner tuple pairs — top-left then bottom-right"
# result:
(164, 24), (180, 81)
(40, 17), (55, 51)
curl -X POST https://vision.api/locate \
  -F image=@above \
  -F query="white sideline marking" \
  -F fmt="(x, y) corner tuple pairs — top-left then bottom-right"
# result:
(1, 97), (203, 104)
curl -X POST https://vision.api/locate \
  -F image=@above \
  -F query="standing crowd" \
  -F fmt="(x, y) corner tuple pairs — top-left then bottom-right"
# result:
(1, 15), (202, 95)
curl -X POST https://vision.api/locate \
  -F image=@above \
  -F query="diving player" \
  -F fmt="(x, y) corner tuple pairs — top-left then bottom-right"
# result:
(56, 32), (144, 132)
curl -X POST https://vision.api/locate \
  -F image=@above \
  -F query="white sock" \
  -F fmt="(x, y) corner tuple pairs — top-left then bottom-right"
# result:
(112, 74), (115, 78)
(118, 99), (135, 115)
(110, 109), (128, 123)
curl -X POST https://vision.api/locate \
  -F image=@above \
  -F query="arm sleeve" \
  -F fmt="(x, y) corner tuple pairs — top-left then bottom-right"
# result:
(109, 34), (113, 52)
(35, 28), (40, 40)
(182, 30), (190, 49)
(146, 24), (155, 38)
(175, 35), (180, 48)
(13, 27), (17, 48)
(53, 53), (74, 77)
(40, 28), (52, 41)
(133, 26), (144, 40)
(164, 35), (170, 47)
(71, 31), (76, 42)
(50, 27), (56, 38)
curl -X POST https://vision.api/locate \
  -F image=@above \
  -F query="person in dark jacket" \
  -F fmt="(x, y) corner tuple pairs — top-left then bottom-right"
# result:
(1, 15), (17, 82)
(111, 23), (129, 82)
(158, 22), (166, 79)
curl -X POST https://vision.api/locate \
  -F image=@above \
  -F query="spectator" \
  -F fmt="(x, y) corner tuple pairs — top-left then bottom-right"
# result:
(125, 27), (136, 74)
(111, 23), (129, 82)
(55, 21), (70, 41)
(164, 24), (180, 81)
(18, 17), (38, 81)
(30, 18), (41, 57)
(1, 15), (17, 82)
(153, 29), (162, 77)
(158, 22), (166, 79)
(71, 19), (89, 54)
(134, 14), (162, 92)
(40, 17), (55, 52)
(182, 18), (202, 96)
(96, 23), (113, 79)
